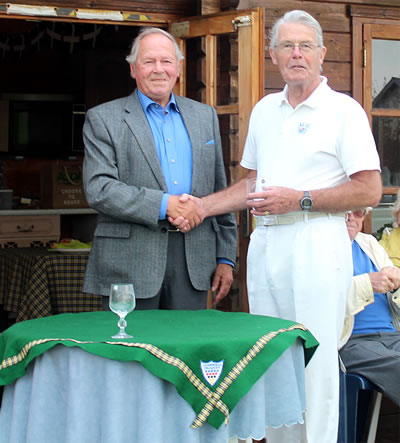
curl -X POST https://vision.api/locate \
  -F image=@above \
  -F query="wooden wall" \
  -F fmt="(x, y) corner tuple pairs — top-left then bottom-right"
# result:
(242, 0), (400, 97)
(244, 0), (352, 95)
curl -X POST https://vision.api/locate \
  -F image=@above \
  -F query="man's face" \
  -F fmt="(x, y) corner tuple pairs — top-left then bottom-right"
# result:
(130, 33), (181, 108)
(346, 210), (366, 241)
(269, 22), (326, 89)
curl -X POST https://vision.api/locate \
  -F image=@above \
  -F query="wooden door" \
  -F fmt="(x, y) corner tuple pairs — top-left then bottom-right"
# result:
(361, 23), (400, 232)
(169, 8), (265, 312)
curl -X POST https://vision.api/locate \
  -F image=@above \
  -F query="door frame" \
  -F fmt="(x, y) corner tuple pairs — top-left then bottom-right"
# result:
(170, 8), (265, 312)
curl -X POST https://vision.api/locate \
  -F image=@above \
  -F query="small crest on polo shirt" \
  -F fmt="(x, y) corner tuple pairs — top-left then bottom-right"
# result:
(200, 360), (224, 386)
(298, 122), (311, 134)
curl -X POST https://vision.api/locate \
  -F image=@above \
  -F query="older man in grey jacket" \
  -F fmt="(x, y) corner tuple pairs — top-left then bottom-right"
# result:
(82, 27), (236, 310)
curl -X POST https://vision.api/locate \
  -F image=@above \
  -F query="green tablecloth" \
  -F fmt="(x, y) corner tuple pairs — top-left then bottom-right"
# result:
(0, 310), (318, 429)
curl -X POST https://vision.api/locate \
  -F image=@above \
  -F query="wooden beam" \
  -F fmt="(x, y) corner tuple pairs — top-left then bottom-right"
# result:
(171, 13), (236, 37)
(215, 104), (239, 115)
(372, 109), (400, 118)
(350, 5), (400, 19)
(0, 0), (198, 15)
(0, 5), (178, 26)
(205, 35), (217, 106)
(202, 0), (221, 15)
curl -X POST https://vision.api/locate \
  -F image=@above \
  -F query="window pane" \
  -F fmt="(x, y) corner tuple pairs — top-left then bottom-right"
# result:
(372, 40), (400, 106)
(185, 37), (205, 103)
(372, 201), (395, 234)
(373, 116), (400, 186)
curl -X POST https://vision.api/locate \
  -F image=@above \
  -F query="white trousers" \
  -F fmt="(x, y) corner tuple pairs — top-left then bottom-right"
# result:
(247, 216), (352, 443)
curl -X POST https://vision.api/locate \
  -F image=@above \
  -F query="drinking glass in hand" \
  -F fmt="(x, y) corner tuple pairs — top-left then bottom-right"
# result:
(246, 176), (266, 202)
(109, 283), (136, 339)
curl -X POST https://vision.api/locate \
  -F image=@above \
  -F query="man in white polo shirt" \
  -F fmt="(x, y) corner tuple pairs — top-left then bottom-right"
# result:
(170, 9), (382, 443)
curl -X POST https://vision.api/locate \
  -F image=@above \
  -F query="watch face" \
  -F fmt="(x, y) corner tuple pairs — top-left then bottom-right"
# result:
(301, 196), (313, 210)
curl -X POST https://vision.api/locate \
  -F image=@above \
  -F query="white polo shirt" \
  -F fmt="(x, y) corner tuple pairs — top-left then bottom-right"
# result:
(240, 77), (381, 189)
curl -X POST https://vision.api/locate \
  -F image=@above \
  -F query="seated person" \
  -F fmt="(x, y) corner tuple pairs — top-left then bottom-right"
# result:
(339, 207), (400, 407)
(379, 189), (400, 267)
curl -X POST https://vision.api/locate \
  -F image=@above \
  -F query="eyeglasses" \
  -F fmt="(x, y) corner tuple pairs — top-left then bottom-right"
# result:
(275, 42), (320, 53)
(346, 210), (367, 221)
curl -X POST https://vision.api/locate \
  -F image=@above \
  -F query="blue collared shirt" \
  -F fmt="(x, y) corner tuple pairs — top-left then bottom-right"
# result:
(137, 90), (192, 219)
(137, 90), (233, 268)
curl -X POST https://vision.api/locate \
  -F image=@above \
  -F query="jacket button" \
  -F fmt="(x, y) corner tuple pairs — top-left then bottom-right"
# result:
(161, 227), (167, 233)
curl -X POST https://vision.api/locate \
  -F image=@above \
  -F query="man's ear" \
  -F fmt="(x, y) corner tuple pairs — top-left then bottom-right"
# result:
(177, 59), (183, 77)
(269, 47), (278, 66)
(129, 64), (136, 79)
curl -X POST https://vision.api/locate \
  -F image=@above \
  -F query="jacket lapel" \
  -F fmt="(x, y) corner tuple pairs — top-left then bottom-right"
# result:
(176, 96), (201, 193)
(123, 90), (167, 191)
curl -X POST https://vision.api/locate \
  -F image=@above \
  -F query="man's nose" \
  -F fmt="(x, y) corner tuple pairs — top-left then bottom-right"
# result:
(153, 60), (163, 71)
(291, 45), (303, 56)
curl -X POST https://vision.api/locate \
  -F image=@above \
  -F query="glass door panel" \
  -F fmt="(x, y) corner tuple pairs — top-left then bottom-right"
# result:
(372, 39), (400, 103)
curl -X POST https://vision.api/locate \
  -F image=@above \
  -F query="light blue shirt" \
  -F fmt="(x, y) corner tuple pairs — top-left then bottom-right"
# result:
(137, 90), (233, 268)
(137, 90), (192, 219)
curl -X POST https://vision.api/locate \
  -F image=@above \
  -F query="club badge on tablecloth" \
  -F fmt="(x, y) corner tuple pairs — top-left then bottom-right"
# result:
(200, 360), (224, 386)
(298, 122), (311, 134)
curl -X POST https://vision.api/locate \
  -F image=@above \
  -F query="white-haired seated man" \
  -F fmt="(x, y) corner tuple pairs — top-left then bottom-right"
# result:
(339, 207), (400, 407)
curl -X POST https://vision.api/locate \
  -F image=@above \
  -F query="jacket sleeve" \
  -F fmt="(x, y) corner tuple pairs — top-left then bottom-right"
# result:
(211, 107), (237, 264)
(346, 274), (375, 317)
(82, 104), (163, 228)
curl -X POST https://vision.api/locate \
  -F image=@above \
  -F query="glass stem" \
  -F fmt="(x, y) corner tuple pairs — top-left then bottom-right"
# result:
(118, 317), (127, 333)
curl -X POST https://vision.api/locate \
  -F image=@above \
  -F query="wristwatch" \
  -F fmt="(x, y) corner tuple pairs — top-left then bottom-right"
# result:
(300, 191), (313, 211)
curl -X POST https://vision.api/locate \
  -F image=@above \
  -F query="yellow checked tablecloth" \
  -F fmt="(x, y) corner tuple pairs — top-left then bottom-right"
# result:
(0, 248), (102, 322)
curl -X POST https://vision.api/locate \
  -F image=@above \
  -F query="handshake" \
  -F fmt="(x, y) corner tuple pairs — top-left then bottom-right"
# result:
(166, 194), (206, 232)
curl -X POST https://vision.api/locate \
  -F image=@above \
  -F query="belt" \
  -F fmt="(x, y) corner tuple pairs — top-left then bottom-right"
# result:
(168, 222), (180, 232)
(255, 212), (346, 227)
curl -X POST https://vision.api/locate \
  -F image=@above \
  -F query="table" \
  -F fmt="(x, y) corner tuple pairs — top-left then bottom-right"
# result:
(0, 310), (319, 442)
(0, 248), (102, 322)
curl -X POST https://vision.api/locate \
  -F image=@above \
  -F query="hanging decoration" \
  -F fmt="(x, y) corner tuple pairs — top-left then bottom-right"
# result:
(0, 23), (103, 57)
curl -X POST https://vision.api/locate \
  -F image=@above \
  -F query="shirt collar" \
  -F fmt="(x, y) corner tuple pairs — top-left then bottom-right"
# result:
(137, 89), (179, 113)
(279, 76), (329, 109)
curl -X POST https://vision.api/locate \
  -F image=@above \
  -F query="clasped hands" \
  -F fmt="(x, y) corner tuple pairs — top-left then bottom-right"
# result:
(167, 194), (205, 232)
(166, 185), (302, 232)
(369, 266), (400, 294)
(167, 194), (233, 302)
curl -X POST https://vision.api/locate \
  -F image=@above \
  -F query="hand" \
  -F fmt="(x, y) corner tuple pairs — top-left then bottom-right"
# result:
(369, 266), (400, 293)
(211, 263), (233, 304)
(167, 194), (205, 232)
(248, 186), (303, 216)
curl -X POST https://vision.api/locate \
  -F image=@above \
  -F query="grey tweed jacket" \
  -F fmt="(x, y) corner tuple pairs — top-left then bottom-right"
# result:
(82, 89), (237, 298)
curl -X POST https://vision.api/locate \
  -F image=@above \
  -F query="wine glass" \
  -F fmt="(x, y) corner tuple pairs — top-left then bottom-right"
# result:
(109, 283), (136, 339)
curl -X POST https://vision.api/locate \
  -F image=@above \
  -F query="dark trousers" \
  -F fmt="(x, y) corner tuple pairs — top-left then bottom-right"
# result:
(103, 232), (208, 311)
(340, 331), (400, 407)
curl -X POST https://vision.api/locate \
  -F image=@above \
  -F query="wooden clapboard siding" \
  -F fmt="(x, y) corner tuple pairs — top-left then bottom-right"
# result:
(253, 0), (350, 32)
(256, 0), (351, 95)
(306, 0), (400, 5)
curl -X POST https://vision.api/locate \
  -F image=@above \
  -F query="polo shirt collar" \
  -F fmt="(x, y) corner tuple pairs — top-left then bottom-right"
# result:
(280, 76), (329, 109)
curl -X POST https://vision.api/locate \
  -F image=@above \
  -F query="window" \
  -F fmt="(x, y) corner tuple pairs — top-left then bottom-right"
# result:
(352, 15), (400, 233)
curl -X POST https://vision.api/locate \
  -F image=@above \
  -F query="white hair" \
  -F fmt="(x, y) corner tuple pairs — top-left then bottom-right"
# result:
(269, 10), (324, 49)
(126, 27), (184, 65)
